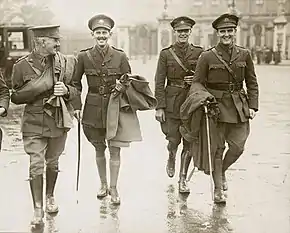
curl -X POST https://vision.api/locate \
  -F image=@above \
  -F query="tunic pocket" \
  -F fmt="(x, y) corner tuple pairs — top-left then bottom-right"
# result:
(239, 90), (250, 118)
(166, 61), (176, 78)
(236, 61), (246, 81)
(82, 94), (103, 127)
(208, 64), (226, 82)
(165, 86), (178, 113)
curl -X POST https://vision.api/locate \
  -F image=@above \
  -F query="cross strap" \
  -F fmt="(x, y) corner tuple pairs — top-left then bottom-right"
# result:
(85, 50), (108, 84)
(169, 48), (189, 73)
(211, 48), (238, 83)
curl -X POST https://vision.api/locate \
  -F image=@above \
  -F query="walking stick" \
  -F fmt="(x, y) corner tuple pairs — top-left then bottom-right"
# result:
(203, 103), (215, 201)
(186, 155), (195, 182)
(76, 118), (81, 203)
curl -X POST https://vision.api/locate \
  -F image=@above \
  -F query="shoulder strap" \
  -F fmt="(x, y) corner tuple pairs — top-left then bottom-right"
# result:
(85, 50), (99, 71)
(23, 57), (42, 76)
(169, 48), (189, 73)
(211, 48), (238, 82)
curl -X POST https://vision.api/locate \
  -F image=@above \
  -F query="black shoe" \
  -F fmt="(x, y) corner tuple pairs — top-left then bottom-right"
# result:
(178, 180), (190, 194)
(97, 183), (109, 199)
(109, 187), (120, 205)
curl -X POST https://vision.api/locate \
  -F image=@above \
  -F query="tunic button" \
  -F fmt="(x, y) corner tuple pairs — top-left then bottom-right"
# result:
(102, 63), (105, 66)
(229, 62), (232, 65)
(102, 74), (105, 76)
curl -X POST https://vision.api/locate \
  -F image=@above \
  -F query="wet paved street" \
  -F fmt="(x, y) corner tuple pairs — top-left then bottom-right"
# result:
(0, 59), (289, 233)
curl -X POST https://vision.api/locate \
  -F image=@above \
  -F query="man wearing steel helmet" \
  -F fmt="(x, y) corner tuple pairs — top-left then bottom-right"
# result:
(11, 25), (78, 226)
(154, 16), (203, 193)
(72, 14), (131, 205)
(191, 13), (259, 203)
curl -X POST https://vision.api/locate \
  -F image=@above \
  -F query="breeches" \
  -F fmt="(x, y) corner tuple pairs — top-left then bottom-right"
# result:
(215, 121), (250, 160)
(83, 126), (108, 151)
(160, 117), (190, 151)
(83, 125), (120, 156)
(23, 133), (67, 178)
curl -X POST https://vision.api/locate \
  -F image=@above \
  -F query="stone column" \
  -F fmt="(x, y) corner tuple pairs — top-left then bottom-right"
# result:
(239, 21), (249, 47)
(157, 12), (174, 53)
(273, 15), (288, 58)
(116, 26), (130, 56)
(265, 22), (274, 48)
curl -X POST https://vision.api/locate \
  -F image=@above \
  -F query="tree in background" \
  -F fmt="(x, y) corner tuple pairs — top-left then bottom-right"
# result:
(0, 0), (54, 25)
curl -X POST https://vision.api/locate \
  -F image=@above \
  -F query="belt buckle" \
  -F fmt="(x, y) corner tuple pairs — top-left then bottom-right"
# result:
(228, 83), (235, 93)
(99, 86), (105, 95)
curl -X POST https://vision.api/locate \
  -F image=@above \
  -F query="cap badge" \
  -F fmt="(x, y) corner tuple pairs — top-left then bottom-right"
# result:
(180, 20), (184, 24)
(224, 17), (229, 22)
(99, 19), (104, 24)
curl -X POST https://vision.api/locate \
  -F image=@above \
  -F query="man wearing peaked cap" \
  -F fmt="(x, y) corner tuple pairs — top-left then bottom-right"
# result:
(88, 14), (115, 31)
(154, 15), (203, 194)
(212, 13), (239, 30)
(11, 24), (78, 227)
(170, 16), (195, 30)
(71, 14), (132, 205)
(30, 25), (61, 39)
(183, 13), (259, 204)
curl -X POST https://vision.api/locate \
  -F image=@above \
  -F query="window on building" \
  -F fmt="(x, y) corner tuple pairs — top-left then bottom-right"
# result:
(193, 0), (202, 6)
(212, 0), (220, 5)
(256, 0), (264, 5)
(8, 31), (25, 50)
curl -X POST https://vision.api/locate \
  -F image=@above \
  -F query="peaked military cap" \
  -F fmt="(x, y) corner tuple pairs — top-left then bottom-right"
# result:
(212, 13), (239, 30)
(88, 14), (115, 31)
(29, 25), (61, 39)
(170, 16), (195, 30)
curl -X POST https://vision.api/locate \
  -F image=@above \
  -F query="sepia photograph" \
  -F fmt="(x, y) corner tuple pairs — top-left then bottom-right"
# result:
(0, 0), (289, 232)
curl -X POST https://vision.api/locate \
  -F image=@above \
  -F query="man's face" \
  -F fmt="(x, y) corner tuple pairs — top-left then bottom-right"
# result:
(92, 28), (111, 47)
(174, 28), (191, 43)
(43, 37), (60, 55)
(216, 27), (236, 45)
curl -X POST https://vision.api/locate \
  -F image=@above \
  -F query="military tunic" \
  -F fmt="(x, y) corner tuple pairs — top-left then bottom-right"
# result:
(11, 52), (77, 137)
(193, 42), (259, 170)
(194, 43), (259, 123)
(11, 51), (77, 176)
(72, 45), (131, 150)
(154, 42), (203, 148)
(0, 72), (10, 116)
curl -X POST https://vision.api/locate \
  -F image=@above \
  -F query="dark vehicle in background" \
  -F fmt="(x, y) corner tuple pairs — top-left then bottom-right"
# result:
(0, 23), (32, 88)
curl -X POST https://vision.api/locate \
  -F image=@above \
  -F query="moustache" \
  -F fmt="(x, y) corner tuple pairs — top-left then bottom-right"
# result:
(97, 37), (107, 41)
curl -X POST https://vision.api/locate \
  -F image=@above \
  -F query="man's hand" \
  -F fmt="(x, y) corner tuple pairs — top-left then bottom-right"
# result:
(54, 81), (68, 96)
(115, 79), (127, 93)
(74, 110), (82, 121)
(155, 108), (166, 123)
(249, 109), (256, 119)
(0, 107), (6, 116)
(184, 75), (194, 85)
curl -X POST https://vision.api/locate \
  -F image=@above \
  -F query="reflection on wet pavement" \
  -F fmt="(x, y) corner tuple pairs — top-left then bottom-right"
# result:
(0, 64), (290, 233)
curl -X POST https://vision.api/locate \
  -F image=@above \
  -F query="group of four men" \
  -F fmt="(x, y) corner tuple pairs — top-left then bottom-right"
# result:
(1, 12), (258, 227)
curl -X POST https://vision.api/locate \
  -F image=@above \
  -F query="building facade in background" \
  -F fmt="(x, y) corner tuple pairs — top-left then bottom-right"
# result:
(113, 0), (290, 59)
(58, 0), (290, 60)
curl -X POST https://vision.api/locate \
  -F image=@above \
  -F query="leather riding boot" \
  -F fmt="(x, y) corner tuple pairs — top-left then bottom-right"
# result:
(109, 147), (121, 205)
(96, 150), (108, 198)
(212, 159), (226, 204)
(166, 148), (177, 178)
(178, 150), (191, 194)
(45, 169), (59, 214)
(30, 175), (44, 226)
